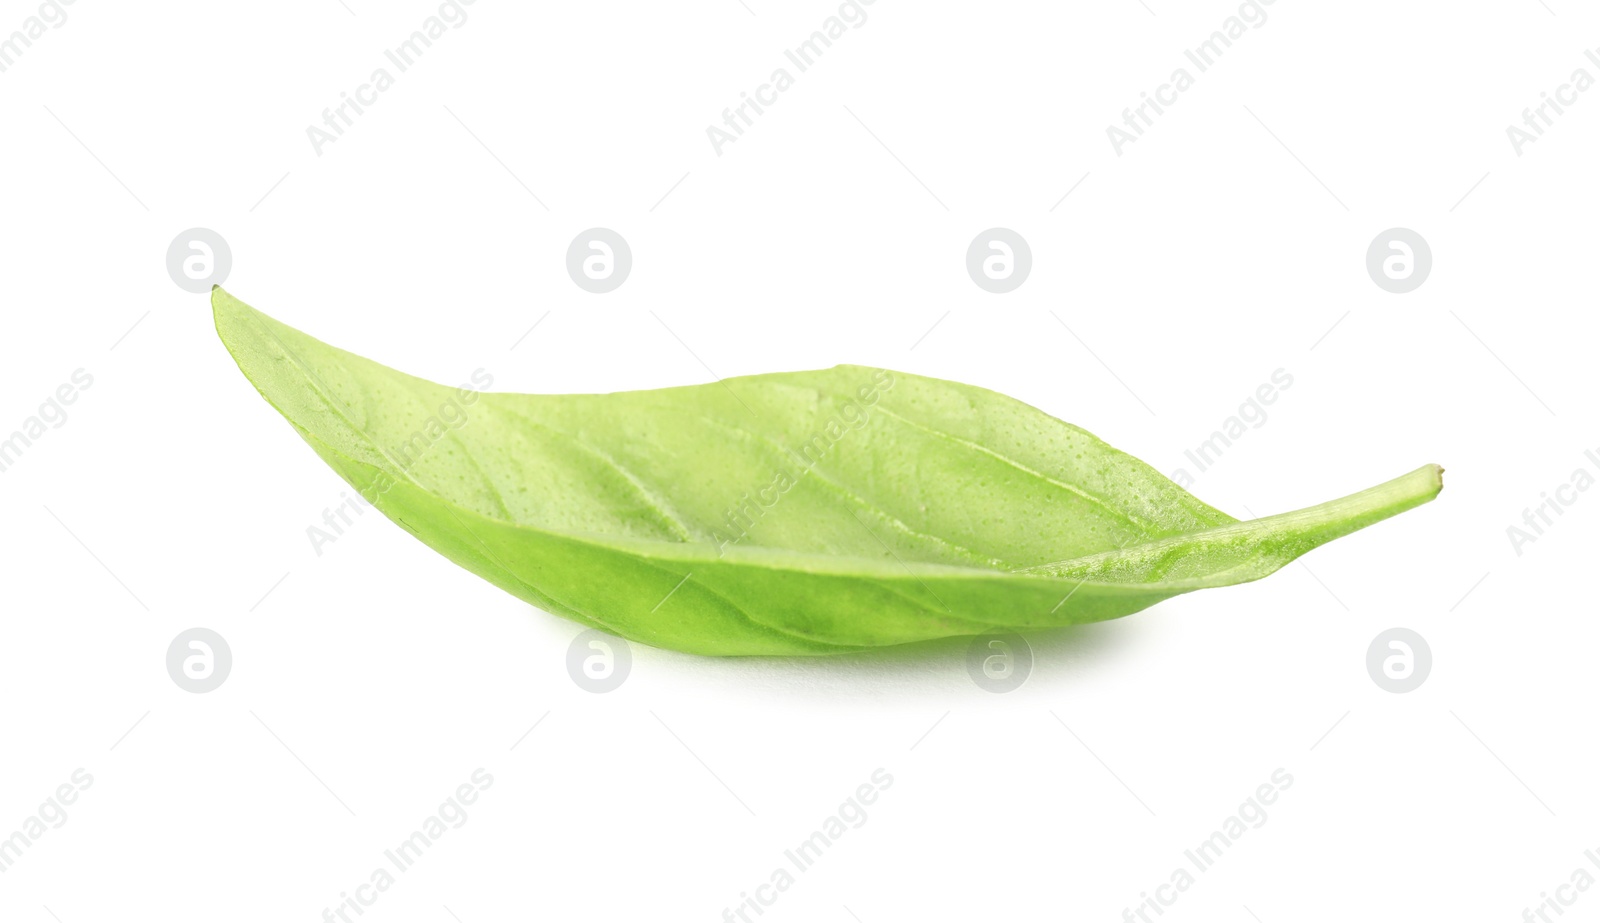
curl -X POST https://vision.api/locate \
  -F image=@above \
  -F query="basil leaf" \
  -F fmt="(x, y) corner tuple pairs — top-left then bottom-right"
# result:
(213, 288), (1441, 656)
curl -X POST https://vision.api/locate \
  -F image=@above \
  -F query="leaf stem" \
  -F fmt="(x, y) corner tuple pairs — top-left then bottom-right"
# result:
(1017, 464), (1443, 581)
(1238, 463), (1444, 543)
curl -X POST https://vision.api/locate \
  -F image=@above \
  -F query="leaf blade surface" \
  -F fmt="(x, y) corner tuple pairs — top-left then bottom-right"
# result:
(213, 288), (1441, 655)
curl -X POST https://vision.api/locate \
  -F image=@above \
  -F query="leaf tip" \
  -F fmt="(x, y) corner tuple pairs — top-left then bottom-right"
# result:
(210, 285), (256, 332)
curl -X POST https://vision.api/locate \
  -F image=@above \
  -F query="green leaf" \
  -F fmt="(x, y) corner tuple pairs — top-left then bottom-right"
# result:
(213, 288), (1442, 656)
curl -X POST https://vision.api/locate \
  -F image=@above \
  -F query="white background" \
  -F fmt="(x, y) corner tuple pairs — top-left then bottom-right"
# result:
(2, 1), (1597, 921)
